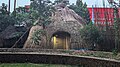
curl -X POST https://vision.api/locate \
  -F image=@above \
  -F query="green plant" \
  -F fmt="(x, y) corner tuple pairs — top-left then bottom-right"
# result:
(112, 49), (118, 55)
(69, 0), (90, 24)
(0, 63), (76, 67)
(80, 22), (103, 48)
(30, 0), (55, 28)
(31, 29), (46, 45)
(0, 3), (15, 32)
(54, 0), (69, 5)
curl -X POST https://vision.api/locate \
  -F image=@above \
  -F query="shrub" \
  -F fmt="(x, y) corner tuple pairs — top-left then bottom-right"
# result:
(80, 22), (103, 49)
(31, 29), (46, 45)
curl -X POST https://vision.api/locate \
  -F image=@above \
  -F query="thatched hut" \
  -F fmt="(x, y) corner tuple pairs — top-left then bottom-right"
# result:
(0, 25), (18, 48)
(46, 4), (87, 49)
(0, 25), (27, 48)
(24, 3), (90, 49)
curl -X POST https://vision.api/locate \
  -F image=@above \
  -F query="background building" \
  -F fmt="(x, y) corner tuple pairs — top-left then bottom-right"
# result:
(88, 7), (120, 30)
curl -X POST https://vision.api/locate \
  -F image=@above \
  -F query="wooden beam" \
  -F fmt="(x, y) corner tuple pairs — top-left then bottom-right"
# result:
(8, 0), (10, 12)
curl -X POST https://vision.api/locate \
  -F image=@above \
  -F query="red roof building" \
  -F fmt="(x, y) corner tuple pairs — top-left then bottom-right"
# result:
(88, 7), (115, 27)
(25, 5), (30, 12)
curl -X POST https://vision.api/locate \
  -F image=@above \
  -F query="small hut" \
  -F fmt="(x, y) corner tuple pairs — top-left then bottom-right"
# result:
(46, 3), (87, 49)
(24, 3), (91, 49)
(0, 25), (27, 48)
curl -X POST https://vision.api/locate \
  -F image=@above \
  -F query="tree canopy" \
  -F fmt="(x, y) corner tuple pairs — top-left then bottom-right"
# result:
(30, 0), (55, 28)
(54, 0), (69, 5)
(69, 0), (90, 24)
(80, 22), (103, 49)
(0, 3), (15, 32)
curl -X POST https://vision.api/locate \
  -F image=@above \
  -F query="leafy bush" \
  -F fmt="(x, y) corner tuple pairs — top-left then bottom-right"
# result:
(0, 3), (15, 32)
(112, 49), (118, 55)
(80, 22), (103, 48)
(31, 29), (46, 45)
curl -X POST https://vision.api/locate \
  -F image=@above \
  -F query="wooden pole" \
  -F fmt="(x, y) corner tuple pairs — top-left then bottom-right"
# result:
(14, 0), (16, 16)
(14, 0), (16, 11)
(8, 0), (10, 12)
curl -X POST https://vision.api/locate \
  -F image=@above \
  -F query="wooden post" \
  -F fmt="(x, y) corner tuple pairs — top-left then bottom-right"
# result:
(8, 0), (10, 12)
(14, 0), (16, 16)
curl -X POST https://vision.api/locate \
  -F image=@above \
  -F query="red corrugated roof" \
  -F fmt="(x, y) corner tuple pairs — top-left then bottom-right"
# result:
(88, 7), (120, 26)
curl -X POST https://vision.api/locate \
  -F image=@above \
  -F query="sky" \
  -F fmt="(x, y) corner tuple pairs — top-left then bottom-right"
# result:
(0, 0), (112, 12)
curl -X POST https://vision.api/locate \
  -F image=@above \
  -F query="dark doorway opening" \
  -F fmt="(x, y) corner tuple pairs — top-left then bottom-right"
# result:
(51, 31), (70, 49)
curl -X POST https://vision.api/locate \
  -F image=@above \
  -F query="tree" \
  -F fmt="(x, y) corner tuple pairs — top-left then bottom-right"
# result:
(69, 0), (90, 24)
(80, 22), (103, 49)
(0, 3), (15, 32)
(107, 0), (120, 51)
(76, 0), (83, 7)
(30, 0), (54, 28)
(0, 3), (9, 15)
(82, 2), (90, 24)
(12, 6), (30, 26)
(54, 0), (69, 5)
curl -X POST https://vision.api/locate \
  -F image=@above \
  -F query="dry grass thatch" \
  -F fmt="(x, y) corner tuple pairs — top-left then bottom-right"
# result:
(23, 25), (46, 48)
(0, 25), (16, 39)
(52, 3), (86, 25)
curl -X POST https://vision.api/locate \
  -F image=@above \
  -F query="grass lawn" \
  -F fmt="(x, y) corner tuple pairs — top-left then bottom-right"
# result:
(0, 63), (78, 67)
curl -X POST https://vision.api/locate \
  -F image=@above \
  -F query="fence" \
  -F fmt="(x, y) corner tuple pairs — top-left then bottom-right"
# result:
(0, 48), (120, 67)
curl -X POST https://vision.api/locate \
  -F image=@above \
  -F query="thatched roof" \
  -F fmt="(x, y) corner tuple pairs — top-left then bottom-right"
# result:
(52, 3), (86, 25)
(0, 25), (23, 39)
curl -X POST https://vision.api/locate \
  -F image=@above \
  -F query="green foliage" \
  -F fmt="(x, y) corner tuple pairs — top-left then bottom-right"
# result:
(80, 22), (103, 45)
(76, 0), (83, 7)
(10, 6), (32, 26)
(69, 0), (90, 24)
(54, 0), (69, 5)
(109, 2), (120, 51)
(16, 7), (26, 13)
(0, 15), (15, 32)
(31, 29), (46, 45)
(0, 3), (15, 32)
(30, 0), (55, 27)
(112, 49), (118, 55)
(0, 63), (76, 67)
(29, 9), (39, 24)
(0, 3), (9, 15)
(15, 13), (29, 25)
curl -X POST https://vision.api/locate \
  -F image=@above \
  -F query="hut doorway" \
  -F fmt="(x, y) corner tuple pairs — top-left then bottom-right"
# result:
(51, 31), (70, 49)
